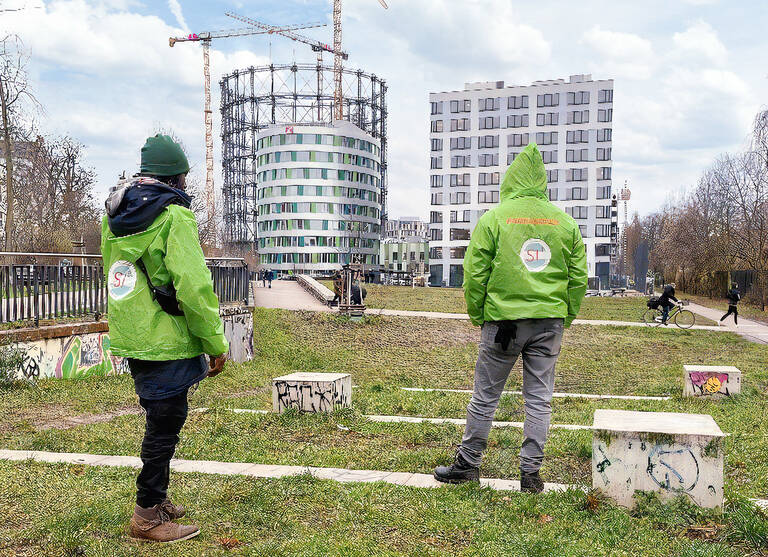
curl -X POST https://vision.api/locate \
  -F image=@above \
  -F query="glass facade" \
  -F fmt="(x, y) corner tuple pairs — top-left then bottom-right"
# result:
(256, 124), (382, 274)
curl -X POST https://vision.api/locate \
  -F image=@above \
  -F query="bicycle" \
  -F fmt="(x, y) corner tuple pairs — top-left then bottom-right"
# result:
(642, 300), (696, 329)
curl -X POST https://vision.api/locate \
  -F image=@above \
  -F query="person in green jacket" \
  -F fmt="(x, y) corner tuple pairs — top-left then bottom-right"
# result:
(434, 143), (588, 492)
(101, 134), (229, 543)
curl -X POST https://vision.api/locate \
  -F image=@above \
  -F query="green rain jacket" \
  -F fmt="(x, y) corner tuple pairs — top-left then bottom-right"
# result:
(463, 143), (588, 327)
(101, 204), (229, 360)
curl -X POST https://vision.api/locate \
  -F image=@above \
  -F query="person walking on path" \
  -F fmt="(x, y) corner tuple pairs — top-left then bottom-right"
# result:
(720, 283), (741, 325)
(102, 134), (229, 543)
(266, 269), (274, 288)
(433, 143), (588, 493)
(658, 283), (678, 325)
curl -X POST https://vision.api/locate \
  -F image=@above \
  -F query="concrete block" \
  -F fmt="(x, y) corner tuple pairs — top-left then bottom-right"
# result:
(272, 372), (351, 413)
(592, 409), (725, 508)
(683, 365), (742, 398)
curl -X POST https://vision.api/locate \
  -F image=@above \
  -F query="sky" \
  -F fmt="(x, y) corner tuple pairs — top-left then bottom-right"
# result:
(1, 0), (767, 220)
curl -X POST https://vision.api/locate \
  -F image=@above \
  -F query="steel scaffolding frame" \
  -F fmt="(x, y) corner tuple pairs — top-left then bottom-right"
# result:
(220, 63), (388, 249)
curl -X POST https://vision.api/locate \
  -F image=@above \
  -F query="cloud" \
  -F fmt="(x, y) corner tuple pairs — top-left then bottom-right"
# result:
(581, 26), (656, 79)
(167, 0), (188, 32)
(672, 20), (727, 65)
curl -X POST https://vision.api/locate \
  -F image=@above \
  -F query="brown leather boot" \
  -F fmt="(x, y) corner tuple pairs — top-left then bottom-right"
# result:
(129, 504), (199, 543)
(160, 498), (186, 519)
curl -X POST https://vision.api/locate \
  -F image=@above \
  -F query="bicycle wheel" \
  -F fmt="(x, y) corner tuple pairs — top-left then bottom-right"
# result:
(674, 310), (695, 329)
(642, 308), (663, 327)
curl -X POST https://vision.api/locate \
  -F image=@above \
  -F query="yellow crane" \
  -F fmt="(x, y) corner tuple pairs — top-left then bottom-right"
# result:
(169, 21), (326, 233)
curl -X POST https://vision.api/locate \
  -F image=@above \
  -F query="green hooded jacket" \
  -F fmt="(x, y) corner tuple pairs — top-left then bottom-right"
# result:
(101, 204), (229, 360)
(463, 143), (588, 327)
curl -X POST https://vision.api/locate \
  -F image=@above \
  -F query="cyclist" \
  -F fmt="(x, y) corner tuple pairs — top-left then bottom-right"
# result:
(657, 283), (678, 325)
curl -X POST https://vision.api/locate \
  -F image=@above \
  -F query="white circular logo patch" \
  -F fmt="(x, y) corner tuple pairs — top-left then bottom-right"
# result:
(520, 239), (551, 272)
(108, 260), (137, 300)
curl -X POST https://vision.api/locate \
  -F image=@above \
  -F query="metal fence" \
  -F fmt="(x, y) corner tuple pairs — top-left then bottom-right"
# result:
(0, 253), (249, 326)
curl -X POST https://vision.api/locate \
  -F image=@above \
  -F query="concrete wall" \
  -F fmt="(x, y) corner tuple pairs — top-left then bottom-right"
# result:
(3, 306), (254, 381)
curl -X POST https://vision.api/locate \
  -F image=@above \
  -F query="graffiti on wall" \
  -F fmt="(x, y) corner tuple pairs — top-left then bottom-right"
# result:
(274, 379), (351, 413)
(688, 372), (731, 396)
(54, 333), (128, 379)
(223, 311), (254, 363)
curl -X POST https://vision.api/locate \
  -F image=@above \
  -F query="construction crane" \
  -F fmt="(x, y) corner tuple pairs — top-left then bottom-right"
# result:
(332, 0), (389, 120)
(169, 21), (326, 234)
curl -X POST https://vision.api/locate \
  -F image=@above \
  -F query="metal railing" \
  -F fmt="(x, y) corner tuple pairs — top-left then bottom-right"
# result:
(0, 253), (249, 326)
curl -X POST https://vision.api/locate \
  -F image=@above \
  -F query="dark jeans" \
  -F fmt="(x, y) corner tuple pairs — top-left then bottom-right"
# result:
(721, 305), (738, 324)
(661, 304), (671, 323)
(136, 389), (189, 508)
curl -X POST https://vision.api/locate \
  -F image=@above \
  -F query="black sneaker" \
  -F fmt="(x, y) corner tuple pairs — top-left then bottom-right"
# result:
(520, 470), (544, 493)
(433, 454), (480, 484)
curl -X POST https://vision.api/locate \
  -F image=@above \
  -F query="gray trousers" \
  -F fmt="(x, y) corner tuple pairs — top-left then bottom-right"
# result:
(458, 319), (564, 473)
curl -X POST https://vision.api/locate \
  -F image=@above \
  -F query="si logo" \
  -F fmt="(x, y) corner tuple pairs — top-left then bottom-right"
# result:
(108, 260), (137, 300)
(519, 239), (551, 272)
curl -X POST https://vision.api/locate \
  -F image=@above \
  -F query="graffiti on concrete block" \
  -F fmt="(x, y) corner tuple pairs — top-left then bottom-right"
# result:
(223, 311), (254, 363)
(275, 380), (350, 413)
(688, 372), (730, 396)
(646, 444), (700, 493)
(55, 333), (128, 379)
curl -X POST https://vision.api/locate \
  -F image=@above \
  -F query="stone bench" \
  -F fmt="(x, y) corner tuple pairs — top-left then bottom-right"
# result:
(592, 409), (725, 508)
(296, 275), (335, 306)
(683, 365), (741, 398)
(272, 372), (351, 413)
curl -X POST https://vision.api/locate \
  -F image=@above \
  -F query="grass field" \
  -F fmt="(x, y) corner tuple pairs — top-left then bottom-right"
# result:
(677, 290), (768, 325)
(0, 308), (766, 555)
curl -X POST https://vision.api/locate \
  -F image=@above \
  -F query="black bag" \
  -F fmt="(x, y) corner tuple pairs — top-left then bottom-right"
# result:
(136, 259), (184, 316)
(647, 296), (660, 309)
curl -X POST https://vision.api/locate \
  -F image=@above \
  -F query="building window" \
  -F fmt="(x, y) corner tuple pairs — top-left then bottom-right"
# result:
(478, 190), (500, 203)
(566, 148), (589, 163)
(479, 116), (501, 130)
(595, 243), (611, 256)
(450, 210), (471, 223)
(597, 128), (612, 142)
(567, 110), (589, 124)
(450, 228), (471, 241)
(598, 167), (612, 181)
(478, 153), (499, 167)
(595, 205), (611, 219)
(431, 138), (443, 151)
(450, 99), (472, 113)
(507, 114), (529, 128)
(508, 95), (529, 109)
(547, 169), (559, 183)
(450, 246), (467, 259)
(567, 91), (590, 105)
(507, 152), (519, 164)
(567, 186), (588, 200)
(430, 211), (443, 223)
(547, 188), (558, 200)
(450, 136), (471, 150)
(566, 129), (589, 144)
(566, 205), (588, 219)
(430, 228), (443, 241)
(429, 247), (443, 259)
(597, 185), (612, 199)
(536, 112), (559, 126)
(535, 131), (558, 145)
(430, 120), (443, 133)
(450, 118), (471, 131)
(431, 101), (444, 114)
(537, 93), (560, 107)
(566, 168), (588, 182)
(430, 175), (443, 188)
(450, 191), (470, 204)
(542, 150), (558, 164)
(450, 173), (471, 186)
(598, 108), (613, 122)
(430, 192), (444, 205)
(595, 224), (611, 237)
(479, 97), (501, 111)
(478, 135), (499, 149)
(598, 89), (613, 103)
(478, 172), (500, 185)
(430, 156), (443, 169)
(596, 148), (612, 161)
(507, 133), (530, 147)
(451, 155), (472, 168)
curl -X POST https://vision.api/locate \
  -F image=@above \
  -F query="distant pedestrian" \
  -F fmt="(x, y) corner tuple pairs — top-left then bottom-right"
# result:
(432, 143), (588, 493)
(267, 269), (274, 288)
(720, 283), (741, 325)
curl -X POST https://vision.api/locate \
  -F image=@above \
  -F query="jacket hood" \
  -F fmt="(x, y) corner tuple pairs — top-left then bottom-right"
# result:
(106, 177), (192, 237)
(500, 143), (547, 201)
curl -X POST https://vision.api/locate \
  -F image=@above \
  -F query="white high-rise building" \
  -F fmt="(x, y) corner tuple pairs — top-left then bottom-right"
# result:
(427, 74), (614, 287)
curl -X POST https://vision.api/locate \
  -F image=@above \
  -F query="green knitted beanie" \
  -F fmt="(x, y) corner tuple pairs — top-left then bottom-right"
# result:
(140, 134), (190, 176)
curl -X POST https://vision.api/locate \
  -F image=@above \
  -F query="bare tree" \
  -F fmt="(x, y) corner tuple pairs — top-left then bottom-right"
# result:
(0, 35), (37, 250)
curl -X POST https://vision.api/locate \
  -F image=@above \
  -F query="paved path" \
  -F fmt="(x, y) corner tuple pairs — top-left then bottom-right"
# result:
(191, 407), (593, 431)
(401, 387), (671, 401)
(685, 301), (768, 345)
(252, 279), (330, 312)
(0, 449), (576, 493)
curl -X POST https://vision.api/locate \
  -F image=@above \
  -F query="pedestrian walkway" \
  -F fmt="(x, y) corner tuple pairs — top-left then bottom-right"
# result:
(0, 449), (576, 493)
(685, 301), (768, 345)
(252, 279), (331, 312)
(401, 387), (671, 401)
